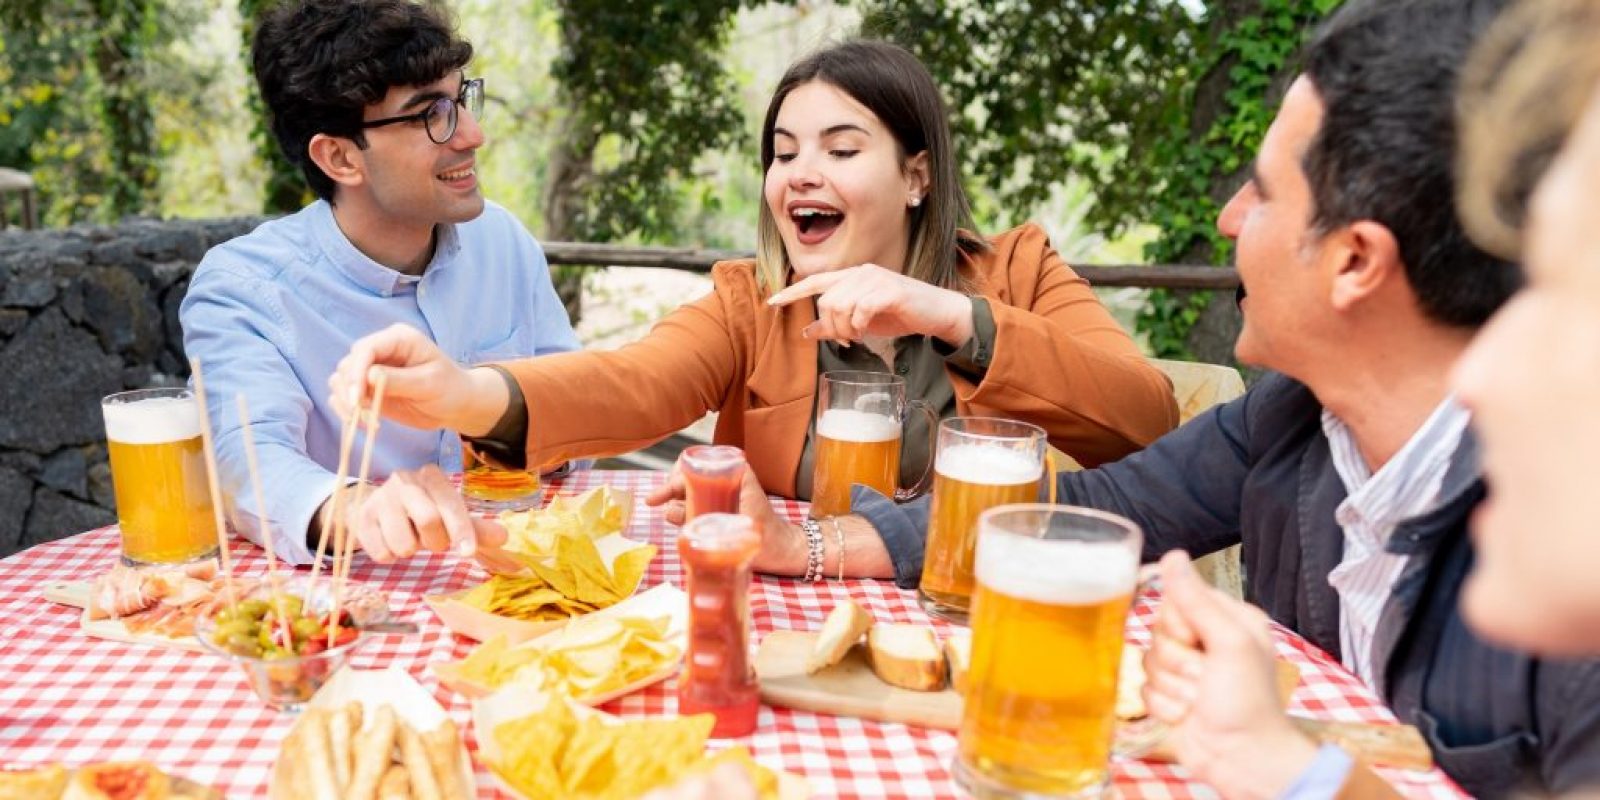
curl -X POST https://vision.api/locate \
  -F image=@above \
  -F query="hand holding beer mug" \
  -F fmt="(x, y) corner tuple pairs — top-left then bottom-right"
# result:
(809, 371), (936, 519)
(959, 504), (1140, 799)
(102, 388), (220, 566)
(918, 417), (1046, 623)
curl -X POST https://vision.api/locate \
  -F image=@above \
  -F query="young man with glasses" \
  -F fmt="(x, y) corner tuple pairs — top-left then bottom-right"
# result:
(180, 0), (578, 564)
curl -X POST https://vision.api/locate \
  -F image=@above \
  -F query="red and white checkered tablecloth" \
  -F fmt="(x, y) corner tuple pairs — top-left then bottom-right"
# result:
(0, 470), (1465, 798)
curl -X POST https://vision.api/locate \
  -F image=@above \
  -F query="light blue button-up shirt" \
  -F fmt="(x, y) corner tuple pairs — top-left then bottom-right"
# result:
(180, 200), (579, 564)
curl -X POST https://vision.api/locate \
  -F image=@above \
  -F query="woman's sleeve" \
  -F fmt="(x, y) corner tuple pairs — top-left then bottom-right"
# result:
(501, 264), (751, 469)
(955, 224), (1180, 467)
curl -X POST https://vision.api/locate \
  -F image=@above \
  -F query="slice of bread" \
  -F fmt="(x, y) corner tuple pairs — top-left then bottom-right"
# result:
(806, 600), (875, 674)
(943, 632), (971, 694)
(867, 623), (947, 692)
(1115, 644), (1148, 719)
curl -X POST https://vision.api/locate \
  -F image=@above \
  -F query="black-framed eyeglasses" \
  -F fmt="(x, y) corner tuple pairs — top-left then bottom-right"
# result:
(361, 77), (485, 144)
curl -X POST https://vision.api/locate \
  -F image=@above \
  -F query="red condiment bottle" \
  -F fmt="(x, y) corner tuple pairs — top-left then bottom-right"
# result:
(676, 512), (762, 737)
(680, 445), (747, 519)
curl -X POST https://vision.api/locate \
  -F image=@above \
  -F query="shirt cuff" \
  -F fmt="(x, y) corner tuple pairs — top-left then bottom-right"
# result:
(463, 364), (529, 471)
(930, 296), (996, 378)
(850, 484), (930, 590)
(1277, 744), (1355, 800)
(230, 470), (353, 566)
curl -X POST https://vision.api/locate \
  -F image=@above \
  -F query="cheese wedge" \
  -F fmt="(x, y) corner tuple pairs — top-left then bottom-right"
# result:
(806, 600), (875, 674)
(867, 623), (946, 691)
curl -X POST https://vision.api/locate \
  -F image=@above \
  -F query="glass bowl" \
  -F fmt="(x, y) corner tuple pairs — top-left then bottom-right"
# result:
(195, 577), (366, 710)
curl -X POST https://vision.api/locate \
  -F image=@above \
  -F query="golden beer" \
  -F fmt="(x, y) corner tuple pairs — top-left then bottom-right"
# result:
(102, 389), (219, 565)
(809, 408), (900, 518)
(460, 442), (542, 511)
(920, 445), (1042, 619)
(957, 505), (1140, 799)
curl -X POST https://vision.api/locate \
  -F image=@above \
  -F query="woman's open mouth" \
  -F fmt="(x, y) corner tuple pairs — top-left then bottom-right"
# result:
(792, 206), (843, 246)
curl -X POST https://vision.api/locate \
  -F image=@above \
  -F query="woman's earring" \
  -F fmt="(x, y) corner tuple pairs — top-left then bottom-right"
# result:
(909, 196), (922, 208)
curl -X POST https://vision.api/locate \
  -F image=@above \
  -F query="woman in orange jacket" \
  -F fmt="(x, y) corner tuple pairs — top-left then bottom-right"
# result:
(329, 40), (1178, 565)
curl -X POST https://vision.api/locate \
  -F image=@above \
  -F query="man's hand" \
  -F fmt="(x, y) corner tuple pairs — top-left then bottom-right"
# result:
(645, 465), (806, 575)
(328, 323), (508, 437)
(766, 264), (974, 348)
(1143, 550), (1320, 800)
(318, 465), (508, 563)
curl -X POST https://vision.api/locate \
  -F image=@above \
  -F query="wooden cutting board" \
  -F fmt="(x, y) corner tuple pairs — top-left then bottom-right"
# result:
(758, 629), (1433, 772)
(42, 580), (204, 652)
(755, 629), (962, 730)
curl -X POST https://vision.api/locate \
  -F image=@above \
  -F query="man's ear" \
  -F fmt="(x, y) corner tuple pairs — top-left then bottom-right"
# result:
(1326, 220), (1403, 312)
(307, 133), (367, 192)
(903, 150), (931, 206)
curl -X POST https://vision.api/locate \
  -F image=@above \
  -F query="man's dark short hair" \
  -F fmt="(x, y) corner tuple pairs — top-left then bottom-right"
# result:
(251, 0), (472, 202)
(1302, 0), (1520, 328)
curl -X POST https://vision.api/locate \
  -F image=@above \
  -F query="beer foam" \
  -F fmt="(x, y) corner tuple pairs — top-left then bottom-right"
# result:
(103, 395), (202, 444)
(975, 532), (1136, 606)
(935, 444), (1042, 485)
(816, 408), (899, 443)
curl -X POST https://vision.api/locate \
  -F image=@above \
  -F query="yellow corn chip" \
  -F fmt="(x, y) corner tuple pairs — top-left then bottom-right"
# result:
(489, 702), (779, 800)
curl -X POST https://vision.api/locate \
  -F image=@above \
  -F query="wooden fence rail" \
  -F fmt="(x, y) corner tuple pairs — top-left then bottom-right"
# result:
(540, 241), (1241, 290)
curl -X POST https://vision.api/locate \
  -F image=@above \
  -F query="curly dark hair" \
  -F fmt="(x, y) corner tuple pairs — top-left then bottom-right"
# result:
(251, 0), (473, 202)
(1301, 0), (1520, 329)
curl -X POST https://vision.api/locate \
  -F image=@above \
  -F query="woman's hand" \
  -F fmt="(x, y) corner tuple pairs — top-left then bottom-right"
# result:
(327, 323), (508, 436)
(1143, 550), (1321, 800)
(766, 264), (974, 347)
(645, 466), (807, 575)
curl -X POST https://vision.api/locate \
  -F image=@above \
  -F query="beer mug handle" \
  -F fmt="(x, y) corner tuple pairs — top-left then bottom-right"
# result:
(894, 400), (939, 502)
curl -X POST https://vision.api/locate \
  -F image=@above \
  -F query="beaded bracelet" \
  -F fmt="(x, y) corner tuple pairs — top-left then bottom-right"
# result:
(801, 518), (825, 582)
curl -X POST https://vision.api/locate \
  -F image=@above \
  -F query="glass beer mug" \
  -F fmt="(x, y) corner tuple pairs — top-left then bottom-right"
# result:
(808, 371), (936, 519)
(918, 417), (1047, 624)
(957, 504), (1141, 799)
(101, 388), (220, 566)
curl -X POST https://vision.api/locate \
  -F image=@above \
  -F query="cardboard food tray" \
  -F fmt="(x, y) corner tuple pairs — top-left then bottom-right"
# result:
(268, 666), (475, 800)
(433, 582), (687, 703)
(473, 683), (811, 800)
(425, 532), (653, 644)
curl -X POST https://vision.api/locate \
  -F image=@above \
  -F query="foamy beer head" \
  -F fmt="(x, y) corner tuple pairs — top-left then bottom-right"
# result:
(936, 444), (1043, 486)
(816, 408), (899, 444)
(974, 519), (1138, 606)
(102, 391), (202, 445)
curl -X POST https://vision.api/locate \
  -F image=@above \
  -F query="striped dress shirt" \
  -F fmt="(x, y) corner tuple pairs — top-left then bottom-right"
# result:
(1321, 397), (1471, 687)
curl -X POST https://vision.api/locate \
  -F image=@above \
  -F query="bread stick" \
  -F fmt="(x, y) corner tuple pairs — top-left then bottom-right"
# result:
(422, 719), (466, 800)
(398, 721), (444, 800)
(327, 702), (355, 792)
(347, 704), (398, 800)
(299, 708), (341, 800)
(377, 764), (411, 800)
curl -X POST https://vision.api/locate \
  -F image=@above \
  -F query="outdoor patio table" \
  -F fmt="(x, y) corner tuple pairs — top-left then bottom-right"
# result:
(0, 469), (1466, 798)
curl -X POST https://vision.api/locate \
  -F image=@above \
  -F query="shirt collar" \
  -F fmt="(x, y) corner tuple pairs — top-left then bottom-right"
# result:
(310, 200), (460, 296)
(1323, 395), (1472, 532)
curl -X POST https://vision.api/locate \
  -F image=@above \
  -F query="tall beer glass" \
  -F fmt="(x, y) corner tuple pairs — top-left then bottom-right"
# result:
(958, 504), (1140, 799)
(809, 371), (935, 519)
(102, 388), (219, 566)
(918, 417), (1046, 624)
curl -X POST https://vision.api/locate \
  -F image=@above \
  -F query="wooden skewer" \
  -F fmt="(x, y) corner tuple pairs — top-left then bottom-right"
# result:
(306, 395), (362, 609)
(330, 371), (387, 644)
(189, 358), (238, 609)
(236, 394), (292, 647)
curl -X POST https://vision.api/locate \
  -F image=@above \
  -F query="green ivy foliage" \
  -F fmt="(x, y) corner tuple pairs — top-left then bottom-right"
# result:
(549, 0), (773, 242)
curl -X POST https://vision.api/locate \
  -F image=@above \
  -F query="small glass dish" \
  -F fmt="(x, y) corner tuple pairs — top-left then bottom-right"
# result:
(195, 577), (366, 711)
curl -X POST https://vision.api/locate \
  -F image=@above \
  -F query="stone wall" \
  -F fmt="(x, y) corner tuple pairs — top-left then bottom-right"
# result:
(0, 217), (264, 556)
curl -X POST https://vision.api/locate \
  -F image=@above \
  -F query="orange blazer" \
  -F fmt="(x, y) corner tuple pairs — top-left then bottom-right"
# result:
(505, 223), (1179, 497)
